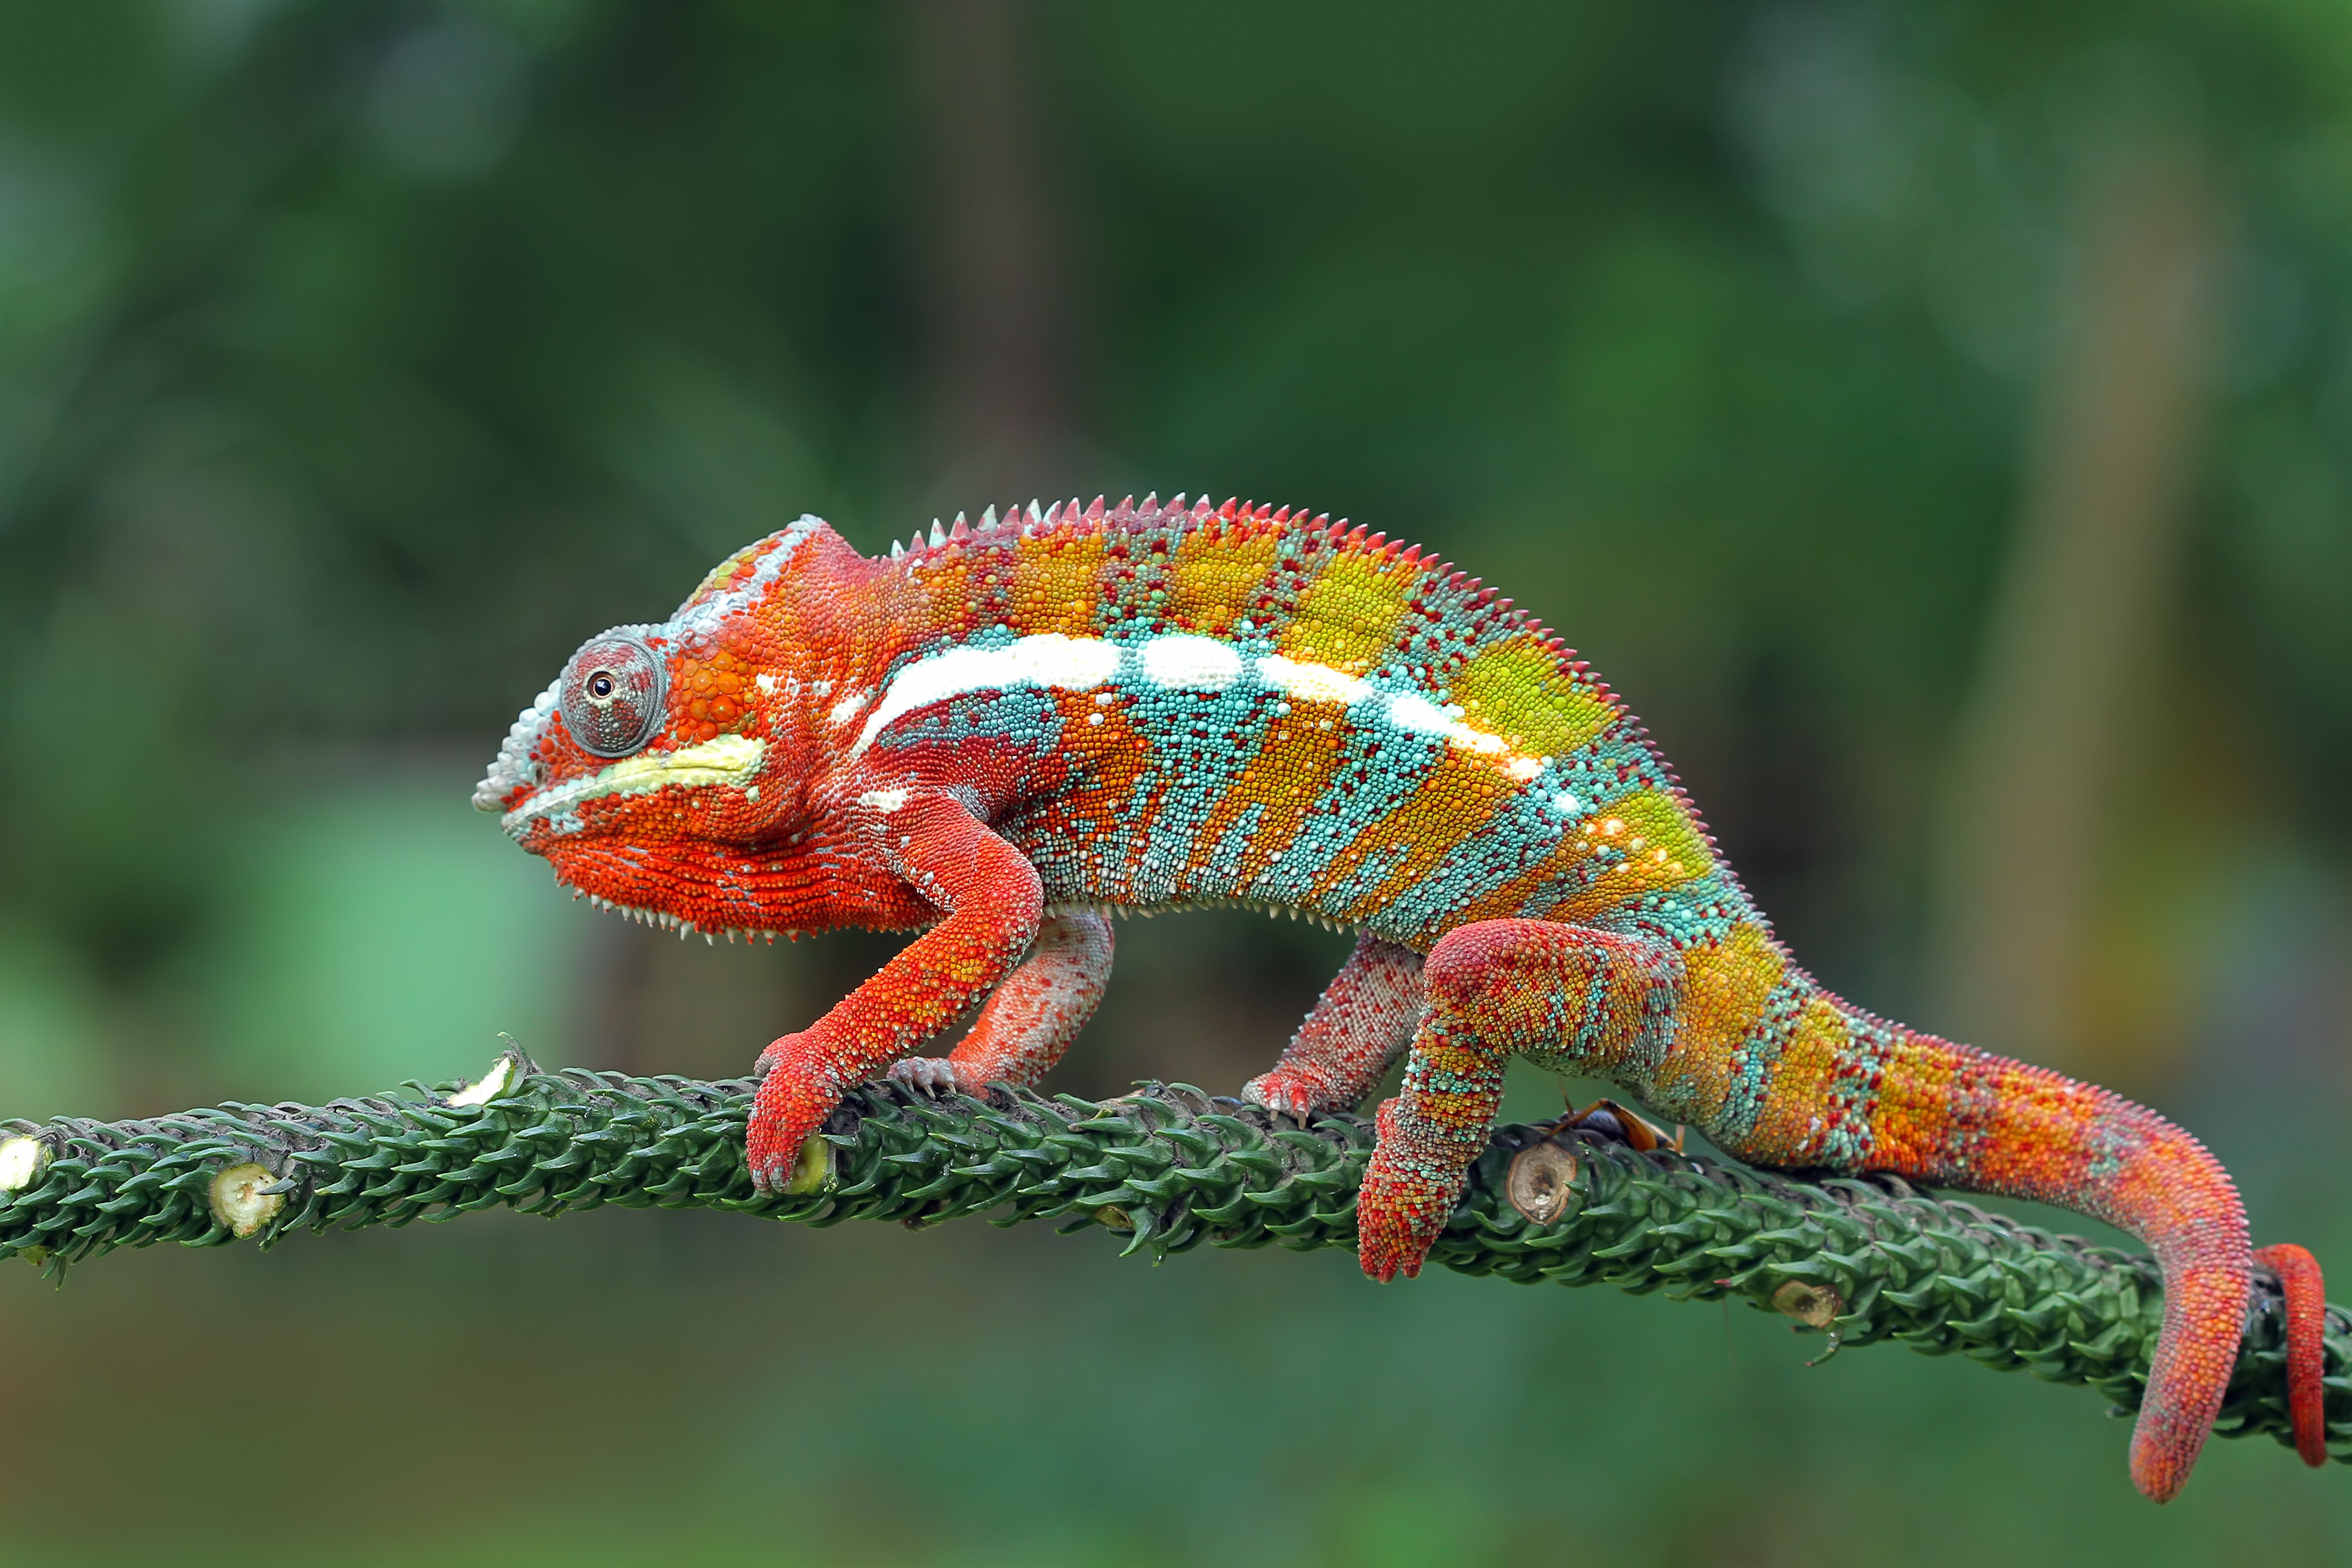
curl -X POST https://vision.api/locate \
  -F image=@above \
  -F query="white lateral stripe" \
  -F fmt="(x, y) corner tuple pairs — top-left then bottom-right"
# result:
(1255, 654), (1369, 708)
(1259, 655), (1510, 759)
(502, 733), (766, 832)
(1384, 691), (1507, 756)
(1141, 634), (1245, 691)
(853, 632), (1549, 774)
(854, 633), (1119, 751)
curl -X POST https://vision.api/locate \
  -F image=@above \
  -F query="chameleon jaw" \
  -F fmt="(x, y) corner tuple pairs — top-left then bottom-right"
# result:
(499, 732), (768, 840)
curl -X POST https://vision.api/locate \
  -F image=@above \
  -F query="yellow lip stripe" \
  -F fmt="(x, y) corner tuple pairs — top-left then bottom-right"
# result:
(504, 733), (766, 832)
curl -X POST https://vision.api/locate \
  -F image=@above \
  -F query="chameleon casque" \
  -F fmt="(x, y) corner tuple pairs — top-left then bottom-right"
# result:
(475, 494), (2327, 1501)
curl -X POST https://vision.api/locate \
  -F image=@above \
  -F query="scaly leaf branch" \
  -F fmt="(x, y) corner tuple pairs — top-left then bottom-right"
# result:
(0, 1047), (2337, 1460)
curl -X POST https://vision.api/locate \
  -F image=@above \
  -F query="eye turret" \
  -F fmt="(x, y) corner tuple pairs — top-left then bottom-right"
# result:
(560, 635), (668, 758)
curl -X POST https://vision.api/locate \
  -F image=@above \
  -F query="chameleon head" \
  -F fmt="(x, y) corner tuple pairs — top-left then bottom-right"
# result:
(473, 518), (856, 936)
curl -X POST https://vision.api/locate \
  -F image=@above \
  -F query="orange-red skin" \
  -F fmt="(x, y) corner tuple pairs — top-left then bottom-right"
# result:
(2255, 1243), (2331, 1469)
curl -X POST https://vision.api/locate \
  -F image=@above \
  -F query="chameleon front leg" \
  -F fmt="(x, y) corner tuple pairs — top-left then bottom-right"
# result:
(1358, 919), (1681, 1282)
(889, 910), (1115, 1093)
(1244, 932), (1424, 1117)
(746, 791), (1044, 1191)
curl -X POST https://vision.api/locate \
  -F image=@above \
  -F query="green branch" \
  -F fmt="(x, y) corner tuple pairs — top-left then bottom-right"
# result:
(0, 1045), (2338, 1461)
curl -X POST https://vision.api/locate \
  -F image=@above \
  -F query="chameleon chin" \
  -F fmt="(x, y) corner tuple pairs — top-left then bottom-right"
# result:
(478, 493), (2326, 1502)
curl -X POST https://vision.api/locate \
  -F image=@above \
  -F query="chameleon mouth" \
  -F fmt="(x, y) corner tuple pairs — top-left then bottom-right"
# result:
(500, 733), (768, 838)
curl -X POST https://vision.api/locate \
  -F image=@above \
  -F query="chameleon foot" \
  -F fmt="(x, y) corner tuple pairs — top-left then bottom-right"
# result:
(1242, 1065), (1341, 1122)
(1356, 1098), (1469, 1282)
(747, 1031), (835, 1195)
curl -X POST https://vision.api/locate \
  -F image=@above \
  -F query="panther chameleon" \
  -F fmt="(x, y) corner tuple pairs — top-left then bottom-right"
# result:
(475, 494), (2328, 1500)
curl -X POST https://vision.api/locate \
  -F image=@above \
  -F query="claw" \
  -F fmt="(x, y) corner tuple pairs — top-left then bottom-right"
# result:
(1242, 1067), (1334, 1122)
(889, 1057), (963, 1095)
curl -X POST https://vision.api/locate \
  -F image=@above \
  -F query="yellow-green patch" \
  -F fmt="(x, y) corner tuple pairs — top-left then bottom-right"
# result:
(1450, 635), (1614, 759)
(1171, 529), (1282, 637)
(1278, 551), (1421, 673)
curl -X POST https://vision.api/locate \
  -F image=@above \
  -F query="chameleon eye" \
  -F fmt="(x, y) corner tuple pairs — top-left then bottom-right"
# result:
(559, 634), (668, 758)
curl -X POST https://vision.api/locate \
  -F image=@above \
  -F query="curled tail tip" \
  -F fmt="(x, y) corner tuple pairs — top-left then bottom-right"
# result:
(2130, 1435), (2200, 1503)
(2132, 1244), (2327, 1500)
(2254, 1242), (2332, 1470)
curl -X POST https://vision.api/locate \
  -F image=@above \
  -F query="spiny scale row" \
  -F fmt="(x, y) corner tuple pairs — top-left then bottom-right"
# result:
(0, 1069), (2337, 1459)
(887, 493), (1511, 626)
(889, 494), (1325, 559)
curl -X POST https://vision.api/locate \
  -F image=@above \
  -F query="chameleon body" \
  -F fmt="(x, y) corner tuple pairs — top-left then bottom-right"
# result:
(477, 495), (2326, 1499)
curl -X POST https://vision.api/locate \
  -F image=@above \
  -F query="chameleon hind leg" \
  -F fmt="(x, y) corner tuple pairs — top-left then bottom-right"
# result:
(889, 910), (1115, 1093)
(1244, 933), (1424, 1118)
(1358, 919), (1681, 1281)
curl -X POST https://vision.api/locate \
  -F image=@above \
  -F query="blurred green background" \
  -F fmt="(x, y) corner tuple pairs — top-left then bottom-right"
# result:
(0, 1), (2347, 1563)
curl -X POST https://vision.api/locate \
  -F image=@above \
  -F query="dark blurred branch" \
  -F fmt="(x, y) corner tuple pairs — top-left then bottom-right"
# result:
(0, 1048), (2337, 1462)
(900, 0), (1077, 499)
(1930, 140), (2224, 1072)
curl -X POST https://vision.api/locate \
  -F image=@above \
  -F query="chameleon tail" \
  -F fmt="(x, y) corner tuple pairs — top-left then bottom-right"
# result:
(1840, 1023), (2261, 1501)
(2252, 1242), (2330, 1468)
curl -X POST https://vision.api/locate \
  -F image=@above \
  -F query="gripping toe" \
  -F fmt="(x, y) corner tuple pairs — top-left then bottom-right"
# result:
(1244, 1067), (1333, 1121)
(889, 1057), (963, 1095)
